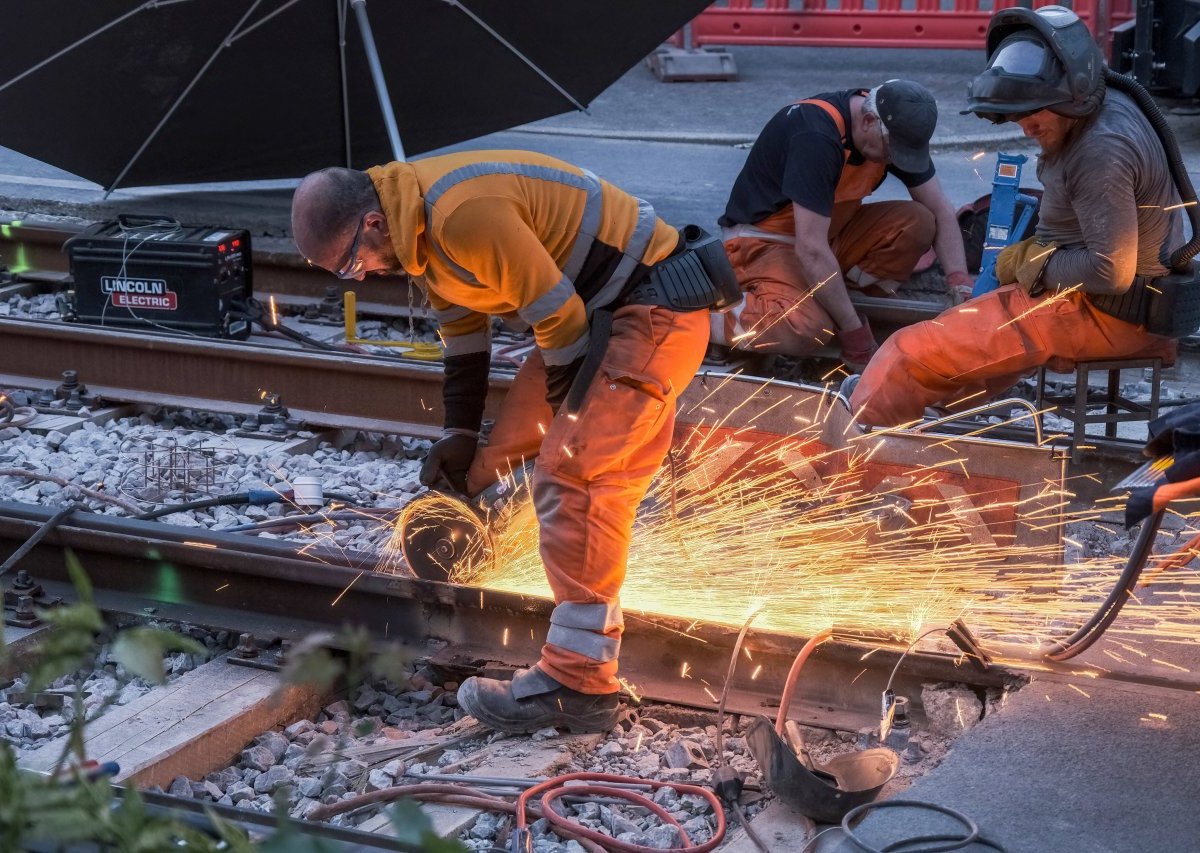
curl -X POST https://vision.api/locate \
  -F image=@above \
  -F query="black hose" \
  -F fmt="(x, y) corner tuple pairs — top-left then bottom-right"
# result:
(1104, 69), (1200, 270)
(840, 800), (1007, 853)
(136, 491), (363, 521)
(1043, 509), (1164, 662)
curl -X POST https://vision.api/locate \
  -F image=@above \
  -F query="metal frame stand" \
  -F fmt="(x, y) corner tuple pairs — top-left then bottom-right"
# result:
(1036, 357), (1162, 460)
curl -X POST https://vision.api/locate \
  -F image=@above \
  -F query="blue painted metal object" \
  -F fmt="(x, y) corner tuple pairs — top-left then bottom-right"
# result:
(973, 152), (1040, 296)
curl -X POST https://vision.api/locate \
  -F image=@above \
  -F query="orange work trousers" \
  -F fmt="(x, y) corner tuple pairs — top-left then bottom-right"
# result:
(849, 285), (1177, 427)
(724, 200), (935, 355)
(467, 304), (710, 694)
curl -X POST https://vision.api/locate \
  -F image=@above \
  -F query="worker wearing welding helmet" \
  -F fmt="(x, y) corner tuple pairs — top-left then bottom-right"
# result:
(291, 150), (716, 733)
(714, 79), (973, 371)
(848, 5), (1179, 426)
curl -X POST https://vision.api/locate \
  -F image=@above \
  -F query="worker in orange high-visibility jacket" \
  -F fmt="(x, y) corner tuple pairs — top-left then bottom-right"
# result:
(291, 150), (713, 734)
(848, 7), (1178, 426)
(715, 79), (972, 371)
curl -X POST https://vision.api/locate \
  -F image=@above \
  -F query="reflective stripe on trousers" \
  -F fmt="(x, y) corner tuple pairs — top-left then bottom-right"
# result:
(466, 305), (710, 693)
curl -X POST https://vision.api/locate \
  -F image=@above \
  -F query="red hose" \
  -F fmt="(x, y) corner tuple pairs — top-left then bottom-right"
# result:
(517, 772), (726, 853)
(774, 628), (833, 736)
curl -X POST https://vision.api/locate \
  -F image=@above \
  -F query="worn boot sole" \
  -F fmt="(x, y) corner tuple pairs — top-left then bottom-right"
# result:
(457, 679), (619, 735)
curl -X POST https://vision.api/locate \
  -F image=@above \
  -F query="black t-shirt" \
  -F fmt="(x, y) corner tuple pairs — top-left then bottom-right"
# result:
(719, 89), (937, 227)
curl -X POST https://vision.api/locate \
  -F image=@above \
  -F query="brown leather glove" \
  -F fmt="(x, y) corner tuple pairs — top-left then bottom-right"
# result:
(995, 237), (1059, 294)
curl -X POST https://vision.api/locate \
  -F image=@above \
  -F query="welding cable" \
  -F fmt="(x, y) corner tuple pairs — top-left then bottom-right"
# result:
(774, 628), (833, 736)
(0, 397), (38, 429)
(515, 772), (726, 853)
(715, 612), (770, 853)
(221, 507), (398, 533)
(838, 799), (1006, 853)
(883, 627), (952, 697)
(306, 782), (607, 852)
(133, 489), (362, 521)
(1043, 509), (1164, 662)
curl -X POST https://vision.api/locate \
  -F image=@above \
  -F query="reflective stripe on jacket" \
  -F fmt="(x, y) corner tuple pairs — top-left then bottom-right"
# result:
(369, 151), (678, 364)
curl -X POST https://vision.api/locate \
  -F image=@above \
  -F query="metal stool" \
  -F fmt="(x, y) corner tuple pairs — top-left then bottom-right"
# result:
(1035, 358), (1161, 460)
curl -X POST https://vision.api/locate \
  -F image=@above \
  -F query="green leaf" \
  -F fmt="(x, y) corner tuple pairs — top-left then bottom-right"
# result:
(111, 627), (207, 685)
(280, 632), (344, 692)
(63, 549), (94, 605)
(368, 641), (417, 685)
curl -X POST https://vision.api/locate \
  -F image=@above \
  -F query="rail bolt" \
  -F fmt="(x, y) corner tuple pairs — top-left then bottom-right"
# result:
(12, 569), (35, 592)
(14, 595), (36, 622)
(235, 633), (259, 659)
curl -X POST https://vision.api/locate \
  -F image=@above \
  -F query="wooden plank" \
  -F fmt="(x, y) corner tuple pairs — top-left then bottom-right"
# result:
(21, 655), (322, 789)
(720, 800), (816, 853)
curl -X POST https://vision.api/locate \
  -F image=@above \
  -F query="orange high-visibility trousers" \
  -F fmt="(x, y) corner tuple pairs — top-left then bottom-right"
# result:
(468, 304), (710, 694)
(723, 200), (935, 355)
(849, 284), (1177, 427)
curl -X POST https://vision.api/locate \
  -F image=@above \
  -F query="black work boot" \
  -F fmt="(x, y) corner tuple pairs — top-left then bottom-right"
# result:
(457, 668), (620, 734)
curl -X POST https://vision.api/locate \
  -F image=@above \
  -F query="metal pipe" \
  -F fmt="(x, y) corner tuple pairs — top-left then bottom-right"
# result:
(895, 397), (1046, 445)
(350, 0), (406, 161)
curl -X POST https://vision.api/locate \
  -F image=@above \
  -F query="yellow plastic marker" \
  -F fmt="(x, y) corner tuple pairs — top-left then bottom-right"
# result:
(343, 291), (442, 360)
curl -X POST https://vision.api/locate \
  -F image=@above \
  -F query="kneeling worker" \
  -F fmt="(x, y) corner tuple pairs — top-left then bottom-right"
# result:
(715, 79), (972, 370)
(292, 150), (735, 733)
(849, 5), (1178, 426)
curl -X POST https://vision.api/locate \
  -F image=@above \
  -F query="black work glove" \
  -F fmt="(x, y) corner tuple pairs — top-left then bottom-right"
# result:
(419, 432), (478, 494)
(545, 356), (585, 413)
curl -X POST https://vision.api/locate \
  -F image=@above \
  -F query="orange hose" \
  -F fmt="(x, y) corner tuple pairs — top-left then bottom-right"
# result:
(774, 628), (833, 736)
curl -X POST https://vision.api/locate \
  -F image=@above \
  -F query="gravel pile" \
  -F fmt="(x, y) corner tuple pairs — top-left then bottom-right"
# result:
(0, 621), (227, 755)
(0, 397), (431, 553)
(161, 667), (482, 825)
(0, 291), (62, 320)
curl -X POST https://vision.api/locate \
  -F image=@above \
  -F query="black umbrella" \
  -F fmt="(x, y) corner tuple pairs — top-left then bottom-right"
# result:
(0, 0), (709, 190)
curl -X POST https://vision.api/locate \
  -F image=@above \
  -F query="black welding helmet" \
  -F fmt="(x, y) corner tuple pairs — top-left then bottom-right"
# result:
(965, 5), (1105, 124)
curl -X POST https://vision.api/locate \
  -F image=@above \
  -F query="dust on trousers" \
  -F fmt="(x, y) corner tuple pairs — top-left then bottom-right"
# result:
(721, 199), (934, 354)
(849, 284), (1177, 427)
(466, 304), (710, 694)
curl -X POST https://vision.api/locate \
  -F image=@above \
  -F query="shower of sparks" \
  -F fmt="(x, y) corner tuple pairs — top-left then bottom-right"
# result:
(268, 295), (279, 327)
(370, 384), (1200, 664)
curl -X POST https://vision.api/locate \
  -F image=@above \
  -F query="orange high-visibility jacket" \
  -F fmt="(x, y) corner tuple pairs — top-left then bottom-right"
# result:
(369, 150), (679, 368)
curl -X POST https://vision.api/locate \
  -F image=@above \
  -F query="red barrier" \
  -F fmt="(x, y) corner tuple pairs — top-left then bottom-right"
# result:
(687, 0), (1132, 52)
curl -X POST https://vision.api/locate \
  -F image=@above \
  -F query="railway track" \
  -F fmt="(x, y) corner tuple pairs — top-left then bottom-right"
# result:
(5, 213), (1198, 848)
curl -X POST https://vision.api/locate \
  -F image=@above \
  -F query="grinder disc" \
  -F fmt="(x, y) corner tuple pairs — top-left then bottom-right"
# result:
(398, 493), (496, 583)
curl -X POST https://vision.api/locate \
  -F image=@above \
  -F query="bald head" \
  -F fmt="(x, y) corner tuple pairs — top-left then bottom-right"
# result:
(291, 167), (379, 267)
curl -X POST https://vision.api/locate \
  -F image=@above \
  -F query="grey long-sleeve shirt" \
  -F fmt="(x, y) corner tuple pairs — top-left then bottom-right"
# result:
(1036, 88), (1182, 295)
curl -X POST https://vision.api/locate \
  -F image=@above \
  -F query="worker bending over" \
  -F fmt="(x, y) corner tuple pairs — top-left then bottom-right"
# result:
(292, 150), (731, 733)
(849, 6), (1178, 425)
(715, 79), (971, 370)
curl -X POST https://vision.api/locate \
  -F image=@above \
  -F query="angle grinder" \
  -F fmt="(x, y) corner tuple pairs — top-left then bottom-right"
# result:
(398, 464), (532, 583)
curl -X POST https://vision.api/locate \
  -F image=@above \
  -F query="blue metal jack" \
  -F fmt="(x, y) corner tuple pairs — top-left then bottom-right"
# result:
(972, 153), (1040, 297)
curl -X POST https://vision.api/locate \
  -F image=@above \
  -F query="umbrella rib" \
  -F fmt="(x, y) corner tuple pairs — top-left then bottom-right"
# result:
(227, 0), (307, 45)
(0, 0), (160, 96)
(442, 0), (587, 113)
(106, 0), (269, 192)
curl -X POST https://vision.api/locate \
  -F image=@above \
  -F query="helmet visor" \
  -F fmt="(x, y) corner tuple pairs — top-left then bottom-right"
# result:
(964, 36), (1071, 119)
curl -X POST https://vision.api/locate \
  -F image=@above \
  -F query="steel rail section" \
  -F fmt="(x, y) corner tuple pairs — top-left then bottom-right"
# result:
(0, 503), (1019, 732)
(0, 317), (512, 439)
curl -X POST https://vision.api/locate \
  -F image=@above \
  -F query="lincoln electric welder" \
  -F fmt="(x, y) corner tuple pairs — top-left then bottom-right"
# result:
(66, 215), (252, 339)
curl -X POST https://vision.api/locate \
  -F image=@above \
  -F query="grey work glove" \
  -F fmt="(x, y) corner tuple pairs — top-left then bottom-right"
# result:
(419, 432), (478, 495)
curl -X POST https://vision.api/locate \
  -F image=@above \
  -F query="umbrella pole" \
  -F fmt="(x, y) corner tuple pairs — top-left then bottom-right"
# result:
(350, 0), (406, 162)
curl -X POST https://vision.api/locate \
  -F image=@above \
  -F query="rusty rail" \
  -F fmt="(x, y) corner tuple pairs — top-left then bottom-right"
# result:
(0, 317), (512, 439)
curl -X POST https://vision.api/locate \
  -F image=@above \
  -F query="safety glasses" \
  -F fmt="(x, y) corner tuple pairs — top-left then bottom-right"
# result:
(333, 215), (367, 279)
